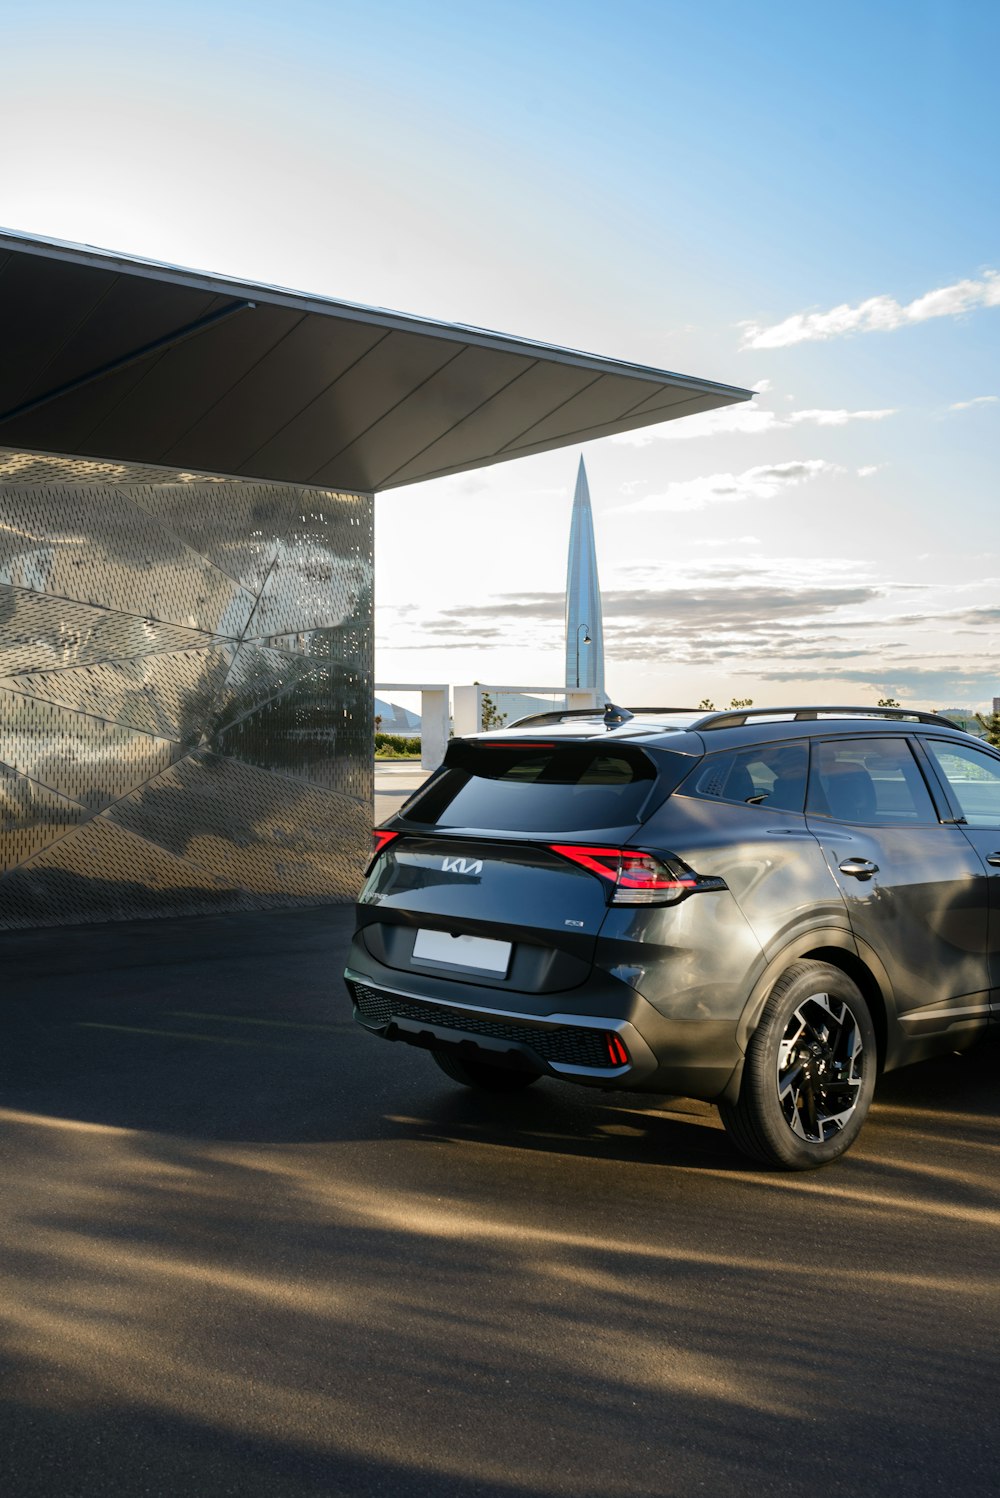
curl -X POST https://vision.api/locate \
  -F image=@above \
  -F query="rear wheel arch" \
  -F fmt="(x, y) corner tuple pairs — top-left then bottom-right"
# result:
(800, 945), (888, 1072)
(728, 931), (893, 1099)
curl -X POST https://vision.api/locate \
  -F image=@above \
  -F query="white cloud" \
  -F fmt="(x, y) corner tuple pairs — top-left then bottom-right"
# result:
(613, 402), (895, 446)
(691, 534), (762, 547)
(618, 459), (839, 514)
(857, 464), (885, 477)
(949, 395), (999, 411)
(794, 408), (895, 426)
(740, 269), (1000, 349)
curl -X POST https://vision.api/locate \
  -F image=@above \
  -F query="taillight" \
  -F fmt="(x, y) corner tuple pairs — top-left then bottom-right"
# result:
(547, 844), (721, 906)
(372, 830), (400, 857)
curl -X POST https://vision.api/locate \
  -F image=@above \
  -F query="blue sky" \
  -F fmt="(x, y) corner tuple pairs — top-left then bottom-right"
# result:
(2, 0), (998, 707)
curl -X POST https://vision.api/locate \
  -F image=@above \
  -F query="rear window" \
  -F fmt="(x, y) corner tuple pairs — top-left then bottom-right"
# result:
(401, 741), (680, 832)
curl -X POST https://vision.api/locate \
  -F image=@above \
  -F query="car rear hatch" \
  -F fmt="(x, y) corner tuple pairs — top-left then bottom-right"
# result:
(356, 735), (697, 995)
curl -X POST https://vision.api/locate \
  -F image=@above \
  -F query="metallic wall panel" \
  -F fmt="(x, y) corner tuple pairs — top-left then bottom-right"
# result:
(106, 751), (370, 899)
(0, 448), (373, 929)
(262, 627), (365, 660)
(0, 688), (176, 807)
(1, 767), (88, 873)
(214, 660), (371, 797)
(127, 481), (296, 592)
(0, 816), (254, 928)
(0, 584), (222, 676)
(0, 451), (219, 487)
(0, 484), (256, 634)
(210, 642), (312, 734)
(242, 502), (372, 638)
(3, 644), (238, 742)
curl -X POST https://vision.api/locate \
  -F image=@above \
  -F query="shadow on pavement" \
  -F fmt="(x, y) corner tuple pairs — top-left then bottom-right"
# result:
(2, 908), (999, 1497)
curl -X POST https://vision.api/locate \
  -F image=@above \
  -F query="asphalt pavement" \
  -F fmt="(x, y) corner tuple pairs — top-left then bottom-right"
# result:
(374, 760), (431, 825)
(2, 903), (999, 1498)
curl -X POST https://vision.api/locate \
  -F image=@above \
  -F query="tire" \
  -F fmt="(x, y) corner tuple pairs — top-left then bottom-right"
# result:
(719, 961), (877, 1170)
(432, 1047), (540, 1092)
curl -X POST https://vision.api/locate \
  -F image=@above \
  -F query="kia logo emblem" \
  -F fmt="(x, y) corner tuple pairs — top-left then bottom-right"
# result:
(441, 856), (484, 876)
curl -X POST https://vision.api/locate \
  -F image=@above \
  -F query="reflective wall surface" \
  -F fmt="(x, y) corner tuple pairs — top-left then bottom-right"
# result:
(0, 448), (373, 928)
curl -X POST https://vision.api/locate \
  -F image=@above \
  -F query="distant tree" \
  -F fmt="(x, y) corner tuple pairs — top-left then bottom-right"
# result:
(975, 711), (1000, 748)
(374, 713), (383, 733)
(729, 697), (753, 709)
(480, 691), (507, 731)
(698, 698), (715, 711)
(878, 697), (901, 708)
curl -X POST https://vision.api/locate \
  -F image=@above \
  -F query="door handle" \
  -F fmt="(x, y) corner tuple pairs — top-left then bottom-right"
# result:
(987, 854), (1000, 867)
(838, 858), (879, 880)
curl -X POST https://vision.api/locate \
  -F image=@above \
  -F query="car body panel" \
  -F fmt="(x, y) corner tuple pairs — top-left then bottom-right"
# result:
(642, 791), (851, 961)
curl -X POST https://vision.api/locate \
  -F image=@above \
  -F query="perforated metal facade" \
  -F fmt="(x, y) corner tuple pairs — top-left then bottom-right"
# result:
(0, 447), (373, 928)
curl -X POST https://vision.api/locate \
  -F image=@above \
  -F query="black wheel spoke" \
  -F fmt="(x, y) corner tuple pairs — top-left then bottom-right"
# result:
(800, 1074), (820, 1138)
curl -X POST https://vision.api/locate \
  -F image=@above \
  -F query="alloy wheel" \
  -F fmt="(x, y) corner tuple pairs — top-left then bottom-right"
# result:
(776, 992), (865, 1143)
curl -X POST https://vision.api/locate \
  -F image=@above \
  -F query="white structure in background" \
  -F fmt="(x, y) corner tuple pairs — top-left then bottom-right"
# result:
(375, 683), (449, 771)
(453, 684), (598, 738)
(565, 455), (606, 699)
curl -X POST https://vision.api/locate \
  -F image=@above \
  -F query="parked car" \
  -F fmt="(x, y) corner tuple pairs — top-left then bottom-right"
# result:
(345, 705), (1000, 1169)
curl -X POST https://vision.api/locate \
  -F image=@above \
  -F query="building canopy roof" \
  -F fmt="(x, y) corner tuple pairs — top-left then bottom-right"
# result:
(0, 228), (752, 493)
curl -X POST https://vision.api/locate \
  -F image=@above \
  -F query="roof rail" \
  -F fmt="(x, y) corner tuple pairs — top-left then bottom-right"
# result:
(692, 705), (963, 731)
(506, 705), (700, 728)
(506, 707), (606, 727)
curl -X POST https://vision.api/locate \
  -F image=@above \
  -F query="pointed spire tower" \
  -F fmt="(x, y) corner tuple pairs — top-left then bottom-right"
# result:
(564, 455), (605, 700)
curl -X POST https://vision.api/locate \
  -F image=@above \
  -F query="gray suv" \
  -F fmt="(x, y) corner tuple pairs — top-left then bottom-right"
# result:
(345, 706), (1000, 1169)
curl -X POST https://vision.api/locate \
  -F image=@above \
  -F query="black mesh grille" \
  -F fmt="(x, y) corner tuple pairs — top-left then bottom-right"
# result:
(349, 981), (613, 1067)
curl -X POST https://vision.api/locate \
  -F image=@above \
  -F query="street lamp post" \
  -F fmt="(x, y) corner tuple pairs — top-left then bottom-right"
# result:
(575, 623), (592, 688)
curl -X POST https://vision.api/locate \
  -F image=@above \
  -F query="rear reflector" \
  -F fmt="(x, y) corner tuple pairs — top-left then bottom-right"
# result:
(547, 843), (708, 905)
(605, 1032), (629, 1067)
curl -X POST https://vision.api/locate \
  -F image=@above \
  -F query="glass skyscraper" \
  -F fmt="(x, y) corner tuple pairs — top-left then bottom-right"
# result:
(564, 456), (605, 699)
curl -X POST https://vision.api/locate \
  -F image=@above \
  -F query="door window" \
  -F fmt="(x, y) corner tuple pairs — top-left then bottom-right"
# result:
(807, 738), (937, 825)
(924, 740), (1000, 828)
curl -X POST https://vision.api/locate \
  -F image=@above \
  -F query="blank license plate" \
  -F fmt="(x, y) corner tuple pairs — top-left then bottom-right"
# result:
(412, 929), (512, 974)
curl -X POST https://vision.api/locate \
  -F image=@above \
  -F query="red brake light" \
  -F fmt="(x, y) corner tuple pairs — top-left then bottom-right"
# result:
(547, 845), (623, 882)
(372, 830), (400, 857)
(548, 844), (700, 905)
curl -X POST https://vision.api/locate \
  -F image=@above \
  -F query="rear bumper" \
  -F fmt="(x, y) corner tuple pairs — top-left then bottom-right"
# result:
(344, 947), (743, 1099)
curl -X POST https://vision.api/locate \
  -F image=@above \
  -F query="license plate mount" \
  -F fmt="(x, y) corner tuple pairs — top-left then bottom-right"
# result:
(412, 929), (512, 975)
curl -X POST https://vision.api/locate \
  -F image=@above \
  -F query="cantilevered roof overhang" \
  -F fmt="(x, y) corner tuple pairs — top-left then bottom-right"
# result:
(0, 228), (752, 492)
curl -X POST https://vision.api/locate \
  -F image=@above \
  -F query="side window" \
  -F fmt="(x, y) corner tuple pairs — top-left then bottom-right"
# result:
(924, 740), (1000, 828)
(807, 738), (937, 825)
(685, 743), (808, 812)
